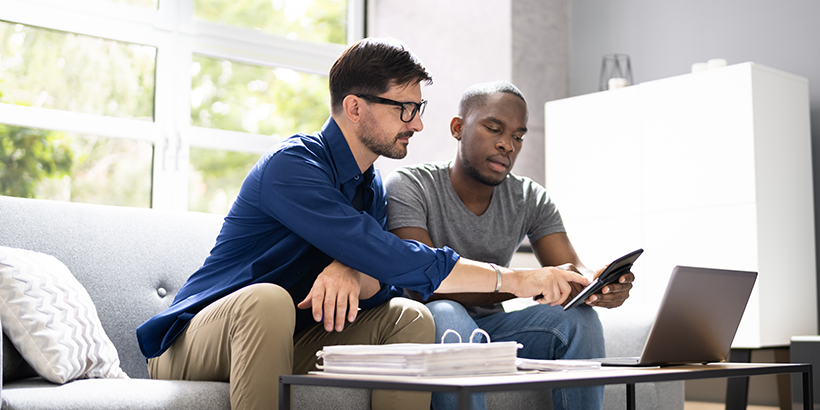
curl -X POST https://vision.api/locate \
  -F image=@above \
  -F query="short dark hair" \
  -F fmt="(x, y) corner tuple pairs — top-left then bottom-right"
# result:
(457, 81), (526, 117)
(329, 38), (433, 114)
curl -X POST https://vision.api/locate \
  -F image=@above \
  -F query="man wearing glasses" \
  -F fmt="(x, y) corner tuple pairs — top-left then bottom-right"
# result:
(138, 40), (590, 410)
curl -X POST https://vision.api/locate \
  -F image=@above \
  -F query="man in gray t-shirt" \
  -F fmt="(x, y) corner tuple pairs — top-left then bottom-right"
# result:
(387, 161), (565, 319)
(385, 81), (634, 410)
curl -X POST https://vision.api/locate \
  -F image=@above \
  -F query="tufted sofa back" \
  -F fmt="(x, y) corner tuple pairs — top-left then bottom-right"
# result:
(0, 195), (224, 379)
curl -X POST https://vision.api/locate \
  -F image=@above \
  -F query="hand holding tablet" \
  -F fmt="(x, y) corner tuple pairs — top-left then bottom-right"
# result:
(562, 249), (643, 311)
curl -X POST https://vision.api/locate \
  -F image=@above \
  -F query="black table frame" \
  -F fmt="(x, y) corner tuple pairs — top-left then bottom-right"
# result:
(279, 363), (813, 410)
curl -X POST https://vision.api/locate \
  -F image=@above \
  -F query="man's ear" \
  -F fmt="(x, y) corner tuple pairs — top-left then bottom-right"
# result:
(343, 95), (362, 123)
(450, 116), (463, 140)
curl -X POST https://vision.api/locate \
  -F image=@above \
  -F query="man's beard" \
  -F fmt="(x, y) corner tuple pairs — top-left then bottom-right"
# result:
(359, 116), (411, 159)
(463, 156), (505, 186)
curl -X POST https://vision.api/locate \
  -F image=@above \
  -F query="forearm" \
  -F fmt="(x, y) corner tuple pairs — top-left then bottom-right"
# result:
(436, 259), (529, 296)
(436, 258), (589, 305)
(435, 258), (500, 293)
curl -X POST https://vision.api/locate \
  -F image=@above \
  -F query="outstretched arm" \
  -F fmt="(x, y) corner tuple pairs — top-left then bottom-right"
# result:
(390, 227), (589, 306)
(532, 233), (634, 308)
(438, 257), (589, 305)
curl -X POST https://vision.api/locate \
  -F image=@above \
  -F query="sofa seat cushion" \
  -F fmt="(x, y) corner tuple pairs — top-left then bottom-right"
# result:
(1, 378), (230, 410)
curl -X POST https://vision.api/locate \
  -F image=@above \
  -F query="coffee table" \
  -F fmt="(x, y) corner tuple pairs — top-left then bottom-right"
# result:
(279, 362), (813, 410)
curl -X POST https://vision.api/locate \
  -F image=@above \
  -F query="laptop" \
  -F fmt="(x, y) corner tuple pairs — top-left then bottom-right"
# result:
(598, 265), (757, 366)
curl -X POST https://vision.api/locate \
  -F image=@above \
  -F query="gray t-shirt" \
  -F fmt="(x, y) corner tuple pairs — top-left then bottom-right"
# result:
(385, 161), (566, 314)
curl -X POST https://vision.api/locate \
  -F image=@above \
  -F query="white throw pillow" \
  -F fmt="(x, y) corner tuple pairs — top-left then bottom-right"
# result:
(0, 246), (129, 384)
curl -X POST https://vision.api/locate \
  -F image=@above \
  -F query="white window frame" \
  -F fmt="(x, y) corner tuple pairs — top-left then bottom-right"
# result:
(0, 0), (364, 210)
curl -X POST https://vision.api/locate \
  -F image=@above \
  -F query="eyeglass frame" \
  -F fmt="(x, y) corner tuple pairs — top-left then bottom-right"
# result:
(353, 94), (427, 123)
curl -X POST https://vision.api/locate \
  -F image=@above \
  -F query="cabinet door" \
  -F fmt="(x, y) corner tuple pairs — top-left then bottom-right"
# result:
(639, 65), (757, 212)
(637, 65), (761, 310)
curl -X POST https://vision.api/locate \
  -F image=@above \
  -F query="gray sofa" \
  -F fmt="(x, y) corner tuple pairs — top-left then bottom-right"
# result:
(0, 194), (683, 409)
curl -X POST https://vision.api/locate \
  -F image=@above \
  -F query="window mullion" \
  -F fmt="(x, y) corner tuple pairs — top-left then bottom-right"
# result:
(348, 0), (366, 44)
(152, 23), (192, 211)
(0, 105), (160, 143)
(188, 24), (343, 76)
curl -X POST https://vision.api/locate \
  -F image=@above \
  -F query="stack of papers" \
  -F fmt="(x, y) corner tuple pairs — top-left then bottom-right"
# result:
(516, 358), (602, 371)
(316, 342), (521, 377)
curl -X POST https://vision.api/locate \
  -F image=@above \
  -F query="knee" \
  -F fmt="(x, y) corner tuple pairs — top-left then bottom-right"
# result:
(386, 298), (436, 344)
(425, 299), (468, 317)
(567, 305), (604, 336)
(564, 306), (605, 351)
(528, 303), (604, 345)
(231, 283), (295, 330)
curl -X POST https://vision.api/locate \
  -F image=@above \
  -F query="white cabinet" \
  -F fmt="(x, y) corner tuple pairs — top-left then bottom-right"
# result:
(545, 62), (816, 348)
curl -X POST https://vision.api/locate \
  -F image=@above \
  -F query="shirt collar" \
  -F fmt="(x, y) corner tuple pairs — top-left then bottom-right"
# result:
(321, 117), (375, 185)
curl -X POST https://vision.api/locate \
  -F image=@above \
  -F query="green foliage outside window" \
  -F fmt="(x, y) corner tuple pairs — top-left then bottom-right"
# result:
(57, 135), (152, 208)
(189, 147), (259, 214)
(0, 80), (72, 199)
(0, 112), (151, 207)
(0, 21), (156, 120)
(0, 122), (73, 199)
(190, 55), (330, 137)
(195, 0), (347, 45)
(0, 22), (154, 206)
(188, 55), (331, 214)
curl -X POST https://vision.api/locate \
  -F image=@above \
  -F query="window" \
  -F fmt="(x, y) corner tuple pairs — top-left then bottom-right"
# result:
(188, 54), (330, 213)
(190, 55), (329, 136)
(0, 124), (153, 207)
(194, 0), (348, 45)
(0, 0), (363, 213)
(0, 21), (156, 120)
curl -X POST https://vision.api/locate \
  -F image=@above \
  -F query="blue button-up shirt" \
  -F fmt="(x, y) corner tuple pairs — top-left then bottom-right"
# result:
(136, 117), (461, 359)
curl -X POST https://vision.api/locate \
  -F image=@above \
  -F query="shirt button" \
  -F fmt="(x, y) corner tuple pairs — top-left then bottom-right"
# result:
(354, 175), (360, 180)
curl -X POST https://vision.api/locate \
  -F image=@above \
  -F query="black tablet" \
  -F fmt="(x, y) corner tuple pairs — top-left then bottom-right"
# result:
(562, 248), (643, 311)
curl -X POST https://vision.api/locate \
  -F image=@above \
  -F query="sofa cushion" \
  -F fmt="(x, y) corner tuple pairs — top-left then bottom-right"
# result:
(0, 246), (128, 384)
(1, 378), (230, 410)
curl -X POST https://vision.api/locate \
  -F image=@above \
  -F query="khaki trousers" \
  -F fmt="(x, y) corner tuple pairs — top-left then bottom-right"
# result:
(148, 283), (434, 410)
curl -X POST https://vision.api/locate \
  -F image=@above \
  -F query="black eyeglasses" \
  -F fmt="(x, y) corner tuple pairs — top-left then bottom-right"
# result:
(354, 94), (427, 123)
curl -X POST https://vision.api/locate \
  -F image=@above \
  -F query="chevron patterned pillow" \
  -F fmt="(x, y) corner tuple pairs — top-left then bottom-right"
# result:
(0, 246), (129, 384)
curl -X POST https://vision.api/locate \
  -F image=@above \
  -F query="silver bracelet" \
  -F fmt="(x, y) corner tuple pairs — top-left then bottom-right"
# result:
(489, 263), (502, 293)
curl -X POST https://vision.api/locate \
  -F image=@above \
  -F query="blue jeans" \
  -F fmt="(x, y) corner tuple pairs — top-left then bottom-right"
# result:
(427, 300), (605, 410)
